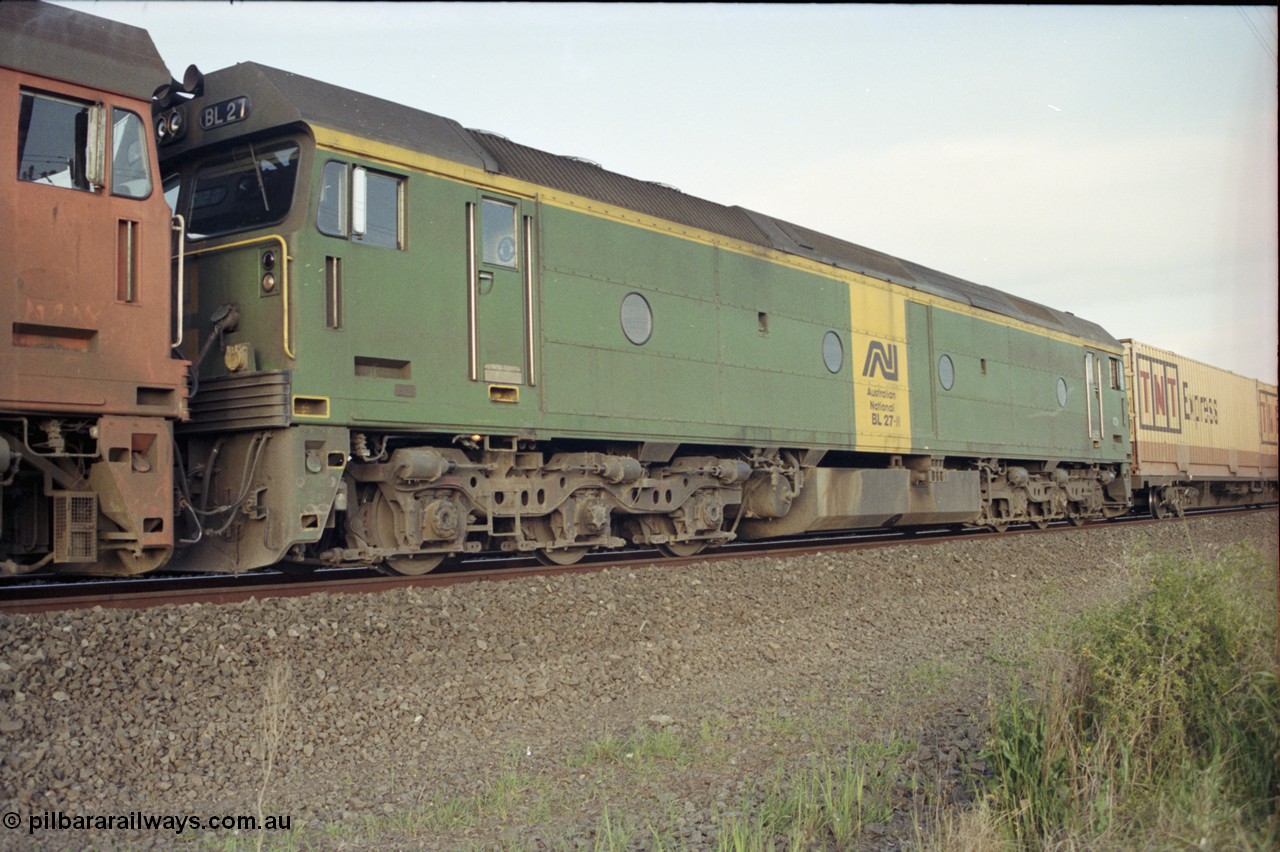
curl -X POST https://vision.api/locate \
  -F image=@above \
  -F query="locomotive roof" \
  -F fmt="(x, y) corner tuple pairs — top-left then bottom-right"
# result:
(0, 1), (169, 101)
(198, 62), (498, 173)
(476, 134), (1119, 349)
(189, 62), (1120, 348)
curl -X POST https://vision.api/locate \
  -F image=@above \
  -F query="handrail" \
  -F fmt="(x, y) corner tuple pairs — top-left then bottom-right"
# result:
(523, 214), (536, 387)
(466, 203), (478, 382)
(180, 234), (294, 359)
(170, 214), (185, 351)
(1095, 353), (1105, 442)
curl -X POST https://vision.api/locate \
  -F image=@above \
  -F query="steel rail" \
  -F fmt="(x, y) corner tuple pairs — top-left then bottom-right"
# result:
(3, 505), (1270, 615)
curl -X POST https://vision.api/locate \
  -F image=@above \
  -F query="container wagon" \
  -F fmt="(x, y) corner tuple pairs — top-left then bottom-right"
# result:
(1123, 339), (1278, 516)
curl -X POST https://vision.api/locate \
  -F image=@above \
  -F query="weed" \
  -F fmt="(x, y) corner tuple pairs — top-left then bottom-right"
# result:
(593, 806), (636, 851)
(979, 545), (1279, 848)
(716, 735), (911, 848)
(254, 660), (291, 852)
(576, 726), (694, 772)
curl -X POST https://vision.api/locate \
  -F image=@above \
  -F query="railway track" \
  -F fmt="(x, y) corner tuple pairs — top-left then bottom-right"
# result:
(0, 506), (1266, 614)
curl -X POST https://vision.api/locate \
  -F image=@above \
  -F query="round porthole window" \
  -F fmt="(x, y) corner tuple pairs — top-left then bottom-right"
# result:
(822, 331), (843, 374)
(620, 292), (652, 345)
(938, 354), (955, 391)
(1057, 377), (1068, 408)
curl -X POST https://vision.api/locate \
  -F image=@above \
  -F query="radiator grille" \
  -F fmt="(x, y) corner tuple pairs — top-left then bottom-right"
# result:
(185, 371), (292, 433)
(53, 492), (98, 563)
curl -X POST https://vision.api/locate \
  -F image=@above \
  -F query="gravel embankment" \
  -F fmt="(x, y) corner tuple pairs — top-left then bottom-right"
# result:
(2, 511), (1275, 849)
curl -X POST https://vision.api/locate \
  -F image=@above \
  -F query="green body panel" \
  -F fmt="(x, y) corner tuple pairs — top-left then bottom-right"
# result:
(210, 159), (865, 449)
(289, 162), (490, 430)
(183, 134), (1126, 467)
(905, 301), (1129, 463)
(536, 207), (855, 446)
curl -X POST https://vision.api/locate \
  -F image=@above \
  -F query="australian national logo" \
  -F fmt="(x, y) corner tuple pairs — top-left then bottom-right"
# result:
(862, 341), (900, 381)
(858, 339), (904, 432)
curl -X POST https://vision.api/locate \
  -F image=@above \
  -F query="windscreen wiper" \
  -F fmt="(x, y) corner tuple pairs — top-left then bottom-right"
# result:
(248, 141), (269, 212)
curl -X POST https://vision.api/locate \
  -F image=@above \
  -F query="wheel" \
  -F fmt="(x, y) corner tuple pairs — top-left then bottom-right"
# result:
(534, 547), (590, 566)
(100, 546), (173, 576)
(1030, 518), (1051, 530)
(519, 511), (593, 562)
(361, 490), (452, 575)
(517, 511), (586, 562)
(1147, 487), (1168, 519)
(1067, 513), (1088, 527)
(657, 539), (706, 558)
(651, 516), (708, 558)
(384, 553), (446, 575)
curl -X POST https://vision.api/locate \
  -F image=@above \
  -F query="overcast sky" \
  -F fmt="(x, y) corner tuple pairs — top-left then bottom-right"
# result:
(61, 2), (1279, 383)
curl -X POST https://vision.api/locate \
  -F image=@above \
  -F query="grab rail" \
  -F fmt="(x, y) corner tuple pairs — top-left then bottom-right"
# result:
(466, 202), (479, 382)
(170, 214), (186, 351)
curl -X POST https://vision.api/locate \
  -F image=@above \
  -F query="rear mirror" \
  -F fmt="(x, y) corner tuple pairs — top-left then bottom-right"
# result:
(86, 103), (107, 191)
(351, 166), (367, 238)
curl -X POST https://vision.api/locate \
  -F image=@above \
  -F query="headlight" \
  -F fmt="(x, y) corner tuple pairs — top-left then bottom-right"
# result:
(155, 109), (186, 144)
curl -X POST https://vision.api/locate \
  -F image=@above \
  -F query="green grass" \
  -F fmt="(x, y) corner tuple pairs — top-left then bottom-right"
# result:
(576, 725), (697, 772)
(978, 544), (1279, 849)
(715, 735), (912, 850)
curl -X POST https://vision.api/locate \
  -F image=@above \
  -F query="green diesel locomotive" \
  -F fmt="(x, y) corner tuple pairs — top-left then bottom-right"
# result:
(155, 63), (1132, 573)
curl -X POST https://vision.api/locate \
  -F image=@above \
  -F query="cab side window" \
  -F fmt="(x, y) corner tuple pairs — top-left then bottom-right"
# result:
(18, 92), (155, 200)
(480, 198), (518, 267)
(317, 161), (347, 236)
(356, 170), (401, 248)
(316, 160), (403, 249)
(110, 108), (152, 198)
(17, 90), (95, 191)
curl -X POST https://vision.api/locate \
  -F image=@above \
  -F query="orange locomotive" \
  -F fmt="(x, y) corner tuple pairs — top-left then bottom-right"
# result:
(1, 3), (187, 575)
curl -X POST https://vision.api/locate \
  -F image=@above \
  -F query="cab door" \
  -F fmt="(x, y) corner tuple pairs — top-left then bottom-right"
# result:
(466, 193), (536, 394)
(1085, 351), (1104, 445)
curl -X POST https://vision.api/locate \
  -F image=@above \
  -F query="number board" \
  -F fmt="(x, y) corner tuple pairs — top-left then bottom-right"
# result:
(200, 96), (251, 130)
